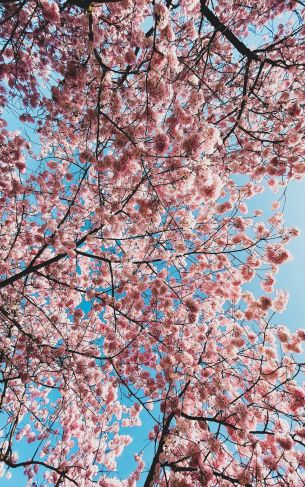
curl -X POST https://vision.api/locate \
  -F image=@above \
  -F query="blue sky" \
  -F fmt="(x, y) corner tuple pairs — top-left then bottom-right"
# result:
(274, 180), (305, 331)
(247, 178), (305, 333)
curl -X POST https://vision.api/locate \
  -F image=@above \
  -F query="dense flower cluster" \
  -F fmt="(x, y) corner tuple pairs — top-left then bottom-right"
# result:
(1, 0), (305, 485)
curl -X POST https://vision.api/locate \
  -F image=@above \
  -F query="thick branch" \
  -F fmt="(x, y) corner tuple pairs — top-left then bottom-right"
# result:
(200, 2), (287, 68)
(0, 227), (100, 289)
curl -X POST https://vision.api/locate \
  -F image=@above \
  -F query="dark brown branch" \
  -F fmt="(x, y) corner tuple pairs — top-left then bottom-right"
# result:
(0, 227), (100, 289)
(200, 2), (288, 68)
(143, 381), (190, 487)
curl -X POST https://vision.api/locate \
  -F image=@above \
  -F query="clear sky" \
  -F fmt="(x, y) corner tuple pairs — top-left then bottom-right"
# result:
(248, 178), (305, 333)
(276, 180), (305, 331)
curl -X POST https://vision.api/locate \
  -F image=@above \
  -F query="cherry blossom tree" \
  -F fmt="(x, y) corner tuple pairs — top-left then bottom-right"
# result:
(1, 0), (305, 485)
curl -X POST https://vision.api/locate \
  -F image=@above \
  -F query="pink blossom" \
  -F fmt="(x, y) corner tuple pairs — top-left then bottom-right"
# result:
(40, 0), (60, 24)
(276, 434), (293, 450)
(1, 1), (305, 485)
(182, 133), (201, 154)
(125, 49), (137, 65)
(154, 4), (170, 29)
(154, 133), (170, 154)
(277, 326), (291, 343)
(272, 290), (289, 313)
(265, 244), (291, 265)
